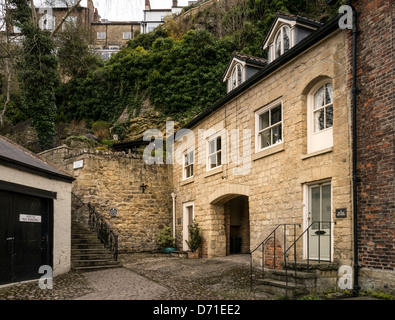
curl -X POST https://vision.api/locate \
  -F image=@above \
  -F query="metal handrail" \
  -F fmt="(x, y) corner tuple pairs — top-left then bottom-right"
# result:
(249, 223), (300, 291)
(283, 220), (336, 297)
(88, 204), (119, 261)
(71, 192), (119, 261)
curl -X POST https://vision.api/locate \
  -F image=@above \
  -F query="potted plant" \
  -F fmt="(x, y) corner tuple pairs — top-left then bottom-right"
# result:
(157, 226), (176, 254)
(185, 221), (203, 259)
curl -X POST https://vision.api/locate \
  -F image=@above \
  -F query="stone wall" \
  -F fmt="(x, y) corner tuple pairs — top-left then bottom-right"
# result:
(40, 146), (173, 253)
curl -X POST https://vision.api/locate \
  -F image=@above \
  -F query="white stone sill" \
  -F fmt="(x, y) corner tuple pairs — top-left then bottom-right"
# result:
(203, 166), (223, 178)
(301, 147), (333, 160)
(252, 144), (285, 161)
(180, 177), (194, 186)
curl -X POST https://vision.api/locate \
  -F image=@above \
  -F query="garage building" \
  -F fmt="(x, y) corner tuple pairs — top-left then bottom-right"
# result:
(0, 136), (74, 285)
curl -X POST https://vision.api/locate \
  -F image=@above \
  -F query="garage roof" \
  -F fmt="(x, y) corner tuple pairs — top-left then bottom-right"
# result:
(0, 136), (74, 182)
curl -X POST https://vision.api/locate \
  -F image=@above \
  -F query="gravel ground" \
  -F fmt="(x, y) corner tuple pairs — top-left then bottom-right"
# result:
(0, 253), (274, 300)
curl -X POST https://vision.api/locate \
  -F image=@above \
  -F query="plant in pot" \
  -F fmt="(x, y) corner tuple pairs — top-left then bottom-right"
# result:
(185, 221), (203, 259)
(157, 226), (176, 254)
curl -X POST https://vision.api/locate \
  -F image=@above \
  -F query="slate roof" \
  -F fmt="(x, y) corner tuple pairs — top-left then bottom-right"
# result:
(0, 135), (74, 182)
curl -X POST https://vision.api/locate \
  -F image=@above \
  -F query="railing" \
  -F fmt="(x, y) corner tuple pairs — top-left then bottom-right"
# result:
(250, 224), (301, 291)
(71, 192), (119, 261)
(283, 221), (336, 297)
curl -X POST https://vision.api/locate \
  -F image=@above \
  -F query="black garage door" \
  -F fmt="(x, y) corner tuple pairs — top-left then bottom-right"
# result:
(0, 190), (53, 285)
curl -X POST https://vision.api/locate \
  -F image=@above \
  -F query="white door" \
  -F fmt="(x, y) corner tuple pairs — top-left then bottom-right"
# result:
(183, 202), (194, 251)
(308, 183), (332, 261)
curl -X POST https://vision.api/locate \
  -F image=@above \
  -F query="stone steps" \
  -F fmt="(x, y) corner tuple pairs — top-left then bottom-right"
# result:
(255, 260), (338, 298)
(71, 220), (120, 272)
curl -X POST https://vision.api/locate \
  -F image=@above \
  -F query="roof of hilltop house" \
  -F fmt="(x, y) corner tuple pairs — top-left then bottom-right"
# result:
(179, 13), (341, 133)
(0, 135), (74, 182)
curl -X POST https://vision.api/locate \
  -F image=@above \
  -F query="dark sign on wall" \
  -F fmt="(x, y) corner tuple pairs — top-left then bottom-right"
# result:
(336, 208), (347, 218)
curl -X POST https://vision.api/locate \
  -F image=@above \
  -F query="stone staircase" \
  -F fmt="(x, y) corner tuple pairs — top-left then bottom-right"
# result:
(256, 261), (339, 299)
(71, 220), (121, 271)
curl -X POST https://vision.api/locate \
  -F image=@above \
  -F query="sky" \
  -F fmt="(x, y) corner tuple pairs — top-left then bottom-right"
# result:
(3, 1), (194, 22)
(92, 0), (193, 21)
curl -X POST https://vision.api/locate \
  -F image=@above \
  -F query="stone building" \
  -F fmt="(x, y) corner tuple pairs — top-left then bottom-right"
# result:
(91, 21), (141, 59)
(170, 12), (353, 271)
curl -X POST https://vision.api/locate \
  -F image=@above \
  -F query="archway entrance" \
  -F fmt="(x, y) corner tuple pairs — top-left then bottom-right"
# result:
(208, 184), (250, 257)
(225, 196), (250, 255)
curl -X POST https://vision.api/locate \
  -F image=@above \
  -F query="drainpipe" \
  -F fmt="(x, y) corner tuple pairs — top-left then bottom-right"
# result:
(171, 193), (177, 240)
(347, 0), (360, 295)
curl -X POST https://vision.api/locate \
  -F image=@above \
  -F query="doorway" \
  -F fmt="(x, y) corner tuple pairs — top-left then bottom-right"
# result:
(0, 190), (53, 285)
(306, 182), (332, 261)
(225, 196), (250, 255)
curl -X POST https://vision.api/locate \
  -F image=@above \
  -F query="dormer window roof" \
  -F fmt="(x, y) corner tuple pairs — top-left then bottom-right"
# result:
(223, 53), (267, 93)
(262, 12), (322, 63)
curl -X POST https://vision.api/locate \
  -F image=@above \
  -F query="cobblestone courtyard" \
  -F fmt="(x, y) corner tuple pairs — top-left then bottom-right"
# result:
(0, 254), (274, 300)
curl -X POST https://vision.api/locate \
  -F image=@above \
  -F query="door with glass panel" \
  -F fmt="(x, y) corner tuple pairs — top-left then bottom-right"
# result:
(308, 183), (332, 261)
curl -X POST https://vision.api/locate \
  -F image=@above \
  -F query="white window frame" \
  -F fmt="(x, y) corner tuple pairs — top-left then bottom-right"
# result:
(97, 32), (106, 40)
(182, 201), (195, 251)
(183, 148), (194, 180)
(123, 32), (132, 40)
(228, 63), (244, 91)
(255, 99), (283, 153)
(206, 132), (222, 171)
(307, 80), (334, 154)
(40, 14), (56, 31)
(274, 25), (291, 59)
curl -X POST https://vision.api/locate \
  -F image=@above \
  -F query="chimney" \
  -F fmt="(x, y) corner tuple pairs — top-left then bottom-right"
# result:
(172, 0), (178, 7)
(145, 0), (151, 10)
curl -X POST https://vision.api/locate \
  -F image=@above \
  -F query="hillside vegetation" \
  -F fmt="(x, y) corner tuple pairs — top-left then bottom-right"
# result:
(1, 0), (342, 149)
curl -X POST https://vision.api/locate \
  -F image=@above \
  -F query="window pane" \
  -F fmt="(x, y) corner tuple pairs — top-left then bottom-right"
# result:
(237, 65), (242, 85)
(232, 69), (237, 89)
(190, 151), (194, 164)
(259, 111), (270, 130)
(217, 151), (222, 166)
(271, 105), (282, 124)
(326, 105), (333, 128)
(185, 154), (189, 166)
(314, 109), (325, 132)
(190, 165), (194, 177)
(210, 154), (217, 168)
(209, 140), (215, 154)
(283, 27), (290, 53)
(272, 124), (282, 144)
(311, 186), (321, 230)
(314, 86), (325, 110)
(275, 33), (281, 58)
(260, 129), (271, 148)
(216, 137), (221, 151)
(321, 185), (331, 229)
(325, 83), (333, 104)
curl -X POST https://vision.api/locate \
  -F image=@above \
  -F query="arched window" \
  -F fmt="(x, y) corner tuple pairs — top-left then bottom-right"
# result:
(307, 81), (334, 153)
(313, 83), (333, 132)
(274, 25), (291, 59)
(229, 64), (244, 91)
(40, 13), (56, 31)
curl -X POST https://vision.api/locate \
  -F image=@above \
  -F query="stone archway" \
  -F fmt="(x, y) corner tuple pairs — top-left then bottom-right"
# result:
(207, 184), (250, 257)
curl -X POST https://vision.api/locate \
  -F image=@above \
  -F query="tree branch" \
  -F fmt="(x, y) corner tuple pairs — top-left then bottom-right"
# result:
(51, 0), (82, 37)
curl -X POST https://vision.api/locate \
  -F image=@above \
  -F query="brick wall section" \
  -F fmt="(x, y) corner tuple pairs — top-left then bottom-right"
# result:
(40, 147), (173, 253)
(352, 0), (395, 271)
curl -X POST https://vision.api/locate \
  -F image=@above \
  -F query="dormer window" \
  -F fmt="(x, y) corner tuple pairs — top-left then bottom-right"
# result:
(274, 25), (290, 59)
(231, 64), (243, 90)
(262, 13), (323, 64)
(223, 54), (267, 93)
